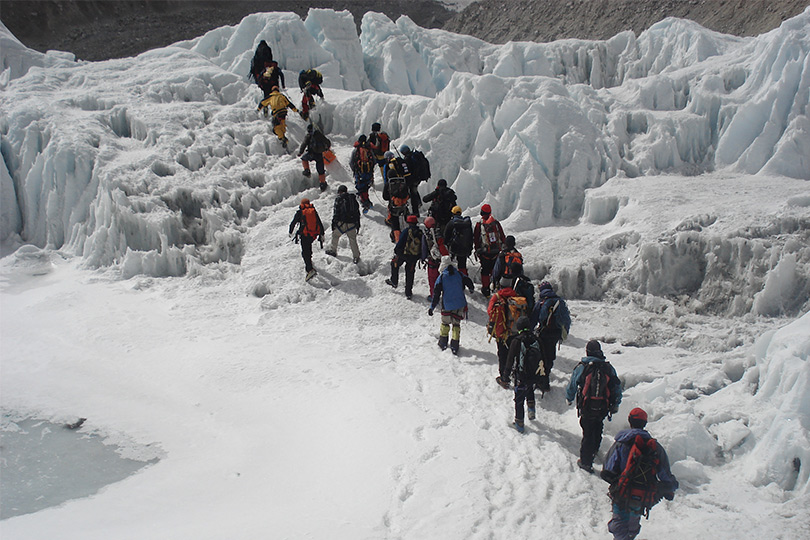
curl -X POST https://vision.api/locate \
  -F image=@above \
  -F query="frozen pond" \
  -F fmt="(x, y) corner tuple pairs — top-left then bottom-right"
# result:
(0, 417), (157, 519)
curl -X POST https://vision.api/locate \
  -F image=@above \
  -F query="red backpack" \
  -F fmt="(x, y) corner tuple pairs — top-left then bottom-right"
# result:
(608, 435), (661, 517)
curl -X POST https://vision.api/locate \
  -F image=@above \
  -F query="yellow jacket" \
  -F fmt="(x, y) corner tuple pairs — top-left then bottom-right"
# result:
(259, 91), (298, 116)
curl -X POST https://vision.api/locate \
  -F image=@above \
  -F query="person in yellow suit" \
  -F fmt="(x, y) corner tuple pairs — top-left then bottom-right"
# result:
(258, 86), (300, 148)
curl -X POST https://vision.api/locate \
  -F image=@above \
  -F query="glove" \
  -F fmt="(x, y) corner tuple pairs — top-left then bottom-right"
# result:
(467, 284), (474, 293)
(391, 256), (399, 265)
(294, 235), (299, 244)
(428, 308), (434, 316)
(610, 405), (619, 415)
(664, 492), (675, 501)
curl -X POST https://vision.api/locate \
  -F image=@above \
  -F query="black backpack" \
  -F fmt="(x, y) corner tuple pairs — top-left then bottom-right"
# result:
(448, 216), (473, 256)
(576, 362), (613, 418)
(335, 193), (359, 224)
(310, 129), (331, 154)
(250, 41), (273, 81)
(515, 334), (543, 385)
(408, 150), (431, 183)
(435, 188), (457, 221)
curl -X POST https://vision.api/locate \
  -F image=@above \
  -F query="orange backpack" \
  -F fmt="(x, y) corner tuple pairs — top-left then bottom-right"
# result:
(300, 204), (320, 237)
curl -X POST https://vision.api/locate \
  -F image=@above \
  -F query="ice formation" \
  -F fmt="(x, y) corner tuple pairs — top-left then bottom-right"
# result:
(1, 9), (808, 316)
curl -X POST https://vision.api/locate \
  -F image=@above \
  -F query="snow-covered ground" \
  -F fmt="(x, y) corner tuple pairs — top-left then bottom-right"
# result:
(1, 8), (809, 539)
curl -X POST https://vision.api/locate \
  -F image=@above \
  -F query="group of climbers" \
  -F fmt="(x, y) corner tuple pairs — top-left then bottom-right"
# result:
(251, 43), (325, 148)
(263, 44), (679, 537)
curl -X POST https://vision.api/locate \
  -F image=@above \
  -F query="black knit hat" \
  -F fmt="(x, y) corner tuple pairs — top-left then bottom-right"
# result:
(586, 340), (605, 359)
(516, 315), (531, 333)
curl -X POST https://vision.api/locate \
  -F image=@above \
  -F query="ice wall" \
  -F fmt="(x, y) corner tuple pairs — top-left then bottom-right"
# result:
(1, 9), (809, 295)
(746, 313), (810, 492)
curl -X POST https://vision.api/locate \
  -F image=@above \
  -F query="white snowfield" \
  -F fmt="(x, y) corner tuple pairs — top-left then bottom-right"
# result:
(0, 8), (809, 540)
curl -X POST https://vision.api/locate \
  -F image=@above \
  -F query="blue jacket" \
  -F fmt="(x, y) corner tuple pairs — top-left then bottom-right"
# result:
(565, 356), (623, 407)
(530, 289), (571, 336)
(602, 428), (679, 507)
(431, 266), (473, 311)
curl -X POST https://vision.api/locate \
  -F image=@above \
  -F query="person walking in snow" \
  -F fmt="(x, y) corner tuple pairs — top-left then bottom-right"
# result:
(258, 86), (300, 149)
(530, 281), (571, 392)
(327, 185), (361, 264)
(487, 283), (528, 389)
(298, 69), (324, 121)
(443, 206), (474, 275)
(429, 256), (475, 355)
(289, 198), (325, 281)
(473, 204), (506, 297)
(298, 123), (331, 192)
(422, 178), (456, 235)
(368, 122), (391, 176)
(386, 215), (424, 299)
(422, 216), (448, 302)
(502, 315), (543, 433)
(565, 340), (622, 473)
(350, 134), (376, 213)
(399, 144), (430, 216)
(259, 61), (285, 99)
(491, 235), (522, 289)
(249, 40), (274, 94)
(601, 408), (679, 540)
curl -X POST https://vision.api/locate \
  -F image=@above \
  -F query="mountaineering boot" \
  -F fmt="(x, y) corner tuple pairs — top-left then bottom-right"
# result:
(577, 459), (594, 473)
(353, 256), (360, 264)
(319, 173), (327, 191)
(528, 405), (536, 420)
(305, 269), (317, 281)
(325, 249), (337, 257)
(437, 335), (449, 350)
(385, 278), (397, 288)
(302, 169), (311, 177)
(320, 182), (328, 192)
(481, 285), (490, 297)
(450, 339), (459, 355)
(496, 376), (510, 390)
(513, 419), (525, 433)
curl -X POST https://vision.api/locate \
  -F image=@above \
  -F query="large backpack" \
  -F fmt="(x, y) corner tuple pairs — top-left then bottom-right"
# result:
(576, 362), (613, 418)
(250, 41), (273, 81)
(298, 69), (323, 89)
(480, 220), (504, 253)
(335, 194), (359, 224)
(386, 176), (410, 215)
(300, 204), (320, 238)
(448, 217), (473, 257)
(608, 436), (661, 517)
(539, 296), (571, 340)
(355, 146), (374, 173)
(404, 227), (423, 256)
(310, 129), (331, 154)
(501, 250), (523, 280)
(488, 293), (528, 342)
(408, 150), (431, 183)
(516, 334), (543, 385)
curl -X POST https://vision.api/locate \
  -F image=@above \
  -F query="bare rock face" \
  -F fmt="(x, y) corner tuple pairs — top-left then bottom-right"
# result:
(1, 0), (807, 60)
(0, 0), (452, 61)
(444, 0), (810, 44)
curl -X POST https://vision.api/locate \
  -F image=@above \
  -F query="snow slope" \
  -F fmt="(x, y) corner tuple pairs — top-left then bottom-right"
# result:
(1, 8), (809, 540)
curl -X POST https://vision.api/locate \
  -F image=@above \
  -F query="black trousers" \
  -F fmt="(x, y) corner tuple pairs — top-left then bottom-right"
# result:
(390, 255), (418, 295)
(579, 414), (606, 467)
(537, 334), (558, 391)
(514, 382), (536, 422)
(300, 236), (315, 272)
(497, 335), (514, 379)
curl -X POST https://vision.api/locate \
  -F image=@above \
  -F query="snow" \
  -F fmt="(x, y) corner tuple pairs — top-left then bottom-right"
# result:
(1, 8), (810, 539)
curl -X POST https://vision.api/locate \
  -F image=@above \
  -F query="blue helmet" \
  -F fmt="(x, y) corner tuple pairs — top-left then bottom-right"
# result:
(399, 144), (411, 154)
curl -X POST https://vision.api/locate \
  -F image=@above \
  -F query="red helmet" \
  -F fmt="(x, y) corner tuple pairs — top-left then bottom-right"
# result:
(406, 215), (418, 224)
(424, 216), (436, 228)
